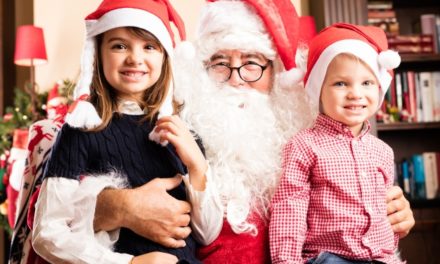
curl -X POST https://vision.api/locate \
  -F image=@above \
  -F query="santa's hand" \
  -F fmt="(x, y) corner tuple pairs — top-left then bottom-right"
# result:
(154, 115), (207, 191)
(95, 175), (192, 248)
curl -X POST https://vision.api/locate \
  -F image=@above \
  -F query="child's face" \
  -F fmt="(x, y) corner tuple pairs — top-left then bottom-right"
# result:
(101, 27), (164, 101)
(320, 54), (380, 136)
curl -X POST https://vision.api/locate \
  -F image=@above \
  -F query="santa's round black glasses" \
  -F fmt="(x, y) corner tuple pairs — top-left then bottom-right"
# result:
(207, 61), (271, 83)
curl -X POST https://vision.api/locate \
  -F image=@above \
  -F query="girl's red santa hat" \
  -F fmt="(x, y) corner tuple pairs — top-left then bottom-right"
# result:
(304, 23), (401, 108)
(66, 0), (186, 129)
(194, 0), (304, 88)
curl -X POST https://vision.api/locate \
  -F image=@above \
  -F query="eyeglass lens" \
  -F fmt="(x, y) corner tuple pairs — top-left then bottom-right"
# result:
(208, 63), (267, 83)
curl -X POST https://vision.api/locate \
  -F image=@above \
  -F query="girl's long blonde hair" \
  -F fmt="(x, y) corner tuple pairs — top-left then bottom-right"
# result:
(88, 27), (173, 131)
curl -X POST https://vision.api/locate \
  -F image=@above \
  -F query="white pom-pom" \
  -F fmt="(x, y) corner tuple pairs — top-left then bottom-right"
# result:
(378, 50), (401, 70)
(174, 41), (196, 61)
(148, 127), (168, 146)
(65, 100), (102, 129)
(278, 67), (305, 89)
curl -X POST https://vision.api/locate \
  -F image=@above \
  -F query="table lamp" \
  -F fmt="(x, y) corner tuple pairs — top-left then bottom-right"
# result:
(14, 25), (48, 120)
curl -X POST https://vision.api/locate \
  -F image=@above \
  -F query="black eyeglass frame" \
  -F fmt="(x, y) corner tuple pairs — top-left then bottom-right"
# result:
(207, 61), (272, 83)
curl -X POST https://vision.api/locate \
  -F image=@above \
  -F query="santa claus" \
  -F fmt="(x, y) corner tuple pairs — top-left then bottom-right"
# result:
(171, 0), (313, 262)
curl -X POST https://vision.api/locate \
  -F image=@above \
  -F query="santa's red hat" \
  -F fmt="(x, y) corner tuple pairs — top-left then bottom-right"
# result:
(66, 0), (186, 129)
(195, 0), (303, 87)
(304, 23), (401, 108)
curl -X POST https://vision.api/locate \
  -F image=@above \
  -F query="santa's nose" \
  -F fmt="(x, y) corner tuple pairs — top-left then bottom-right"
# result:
(228, 68), (245, 87)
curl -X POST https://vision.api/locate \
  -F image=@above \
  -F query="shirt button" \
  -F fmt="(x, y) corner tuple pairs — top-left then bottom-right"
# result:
(366, 206), (373, 214)
(363, 237), (370, 244)
(360, 171), (367, 178)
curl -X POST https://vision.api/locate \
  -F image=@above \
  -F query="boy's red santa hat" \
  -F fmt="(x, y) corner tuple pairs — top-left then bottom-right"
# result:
(66, 0), (186, 129)
(194, 0), (303, 87)
(304, 23), (401, 108)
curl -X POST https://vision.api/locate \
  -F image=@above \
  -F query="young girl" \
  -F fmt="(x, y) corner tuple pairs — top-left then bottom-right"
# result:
(269, 23), (404, 263)
(31, 1), (208, 263)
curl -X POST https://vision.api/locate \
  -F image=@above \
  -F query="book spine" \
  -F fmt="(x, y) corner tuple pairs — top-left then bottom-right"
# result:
(435, 152), (440, 197)
(401, 159), (411, 195)
(395, 72), (403, 112)
(419, 72), (434, 122)
(412, 154), (426, 199)
(421, 14), (439, 53)
(432, 71), (440, 121)
(407, 71), (417, 122)
(423, 152), (439, 199)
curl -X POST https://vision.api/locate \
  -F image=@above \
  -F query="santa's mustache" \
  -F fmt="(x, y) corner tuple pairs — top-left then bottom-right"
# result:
(210, 84), (270, 110)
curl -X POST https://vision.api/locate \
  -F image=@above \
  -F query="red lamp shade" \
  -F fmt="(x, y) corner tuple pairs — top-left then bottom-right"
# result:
(299, 16), (317, 45)
(14, 25), (48, 66)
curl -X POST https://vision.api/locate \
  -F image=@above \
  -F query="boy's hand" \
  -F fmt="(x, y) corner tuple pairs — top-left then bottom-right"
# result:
(386, 186), (415, 238)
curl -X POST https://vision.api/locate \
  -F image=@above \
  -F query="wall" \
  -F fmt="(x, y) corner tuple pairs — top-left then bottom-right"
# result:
(15, 0), (33, 93)
(34, 0), (304, 92)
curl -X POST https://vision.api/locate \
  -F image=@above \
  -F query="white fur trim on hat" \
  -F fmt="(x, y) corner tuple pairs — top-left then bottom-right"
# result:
(86, 8), (173, 55)
(305, 39), (396, 108)
(196, 1), (276, 62)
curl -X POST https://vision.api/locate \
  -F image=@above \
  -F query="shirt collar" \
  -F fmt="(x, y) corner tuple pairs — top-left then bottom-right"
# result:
(117, 100), (146, 115)
(314, 113), (371, 139)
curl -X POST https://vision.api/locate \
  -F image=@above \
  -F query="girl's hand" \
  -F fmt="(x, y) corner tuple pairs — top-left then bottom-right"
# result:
(386, 186), (415, 238)
(131, 251), (178, 264)
(154, 115), (207, 191)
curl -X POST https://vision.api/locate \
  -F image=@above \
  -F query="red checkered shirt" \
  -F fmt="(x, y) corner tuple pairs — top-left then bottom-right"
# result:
(269, 114), (402, 264)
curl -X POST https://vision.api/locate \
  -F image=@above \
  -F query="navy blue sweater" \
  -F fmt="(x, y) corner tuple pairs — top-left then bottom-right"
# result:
(44, 113), (200, 263)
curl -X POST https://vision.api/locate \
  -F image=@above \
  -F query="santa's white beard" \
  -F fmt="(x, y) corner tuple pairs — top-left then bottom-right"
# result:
(178, 78), (311, 235)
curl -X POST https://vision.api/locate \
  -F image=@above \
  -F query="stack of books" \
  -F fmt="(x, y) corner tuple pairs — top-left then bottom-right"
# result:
(367, 1), (399, 35)
(378, 71), (440, 123)
(396, 153), (440, 200)
(367, 1), (439, 54)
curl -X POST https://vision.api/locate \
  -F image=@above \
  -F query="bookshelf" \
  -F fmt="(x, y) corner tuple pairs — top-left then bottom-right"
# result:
(309, 0), (440, 262)
(374, 1), (440, 262)
(410, 198), (440, 209)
